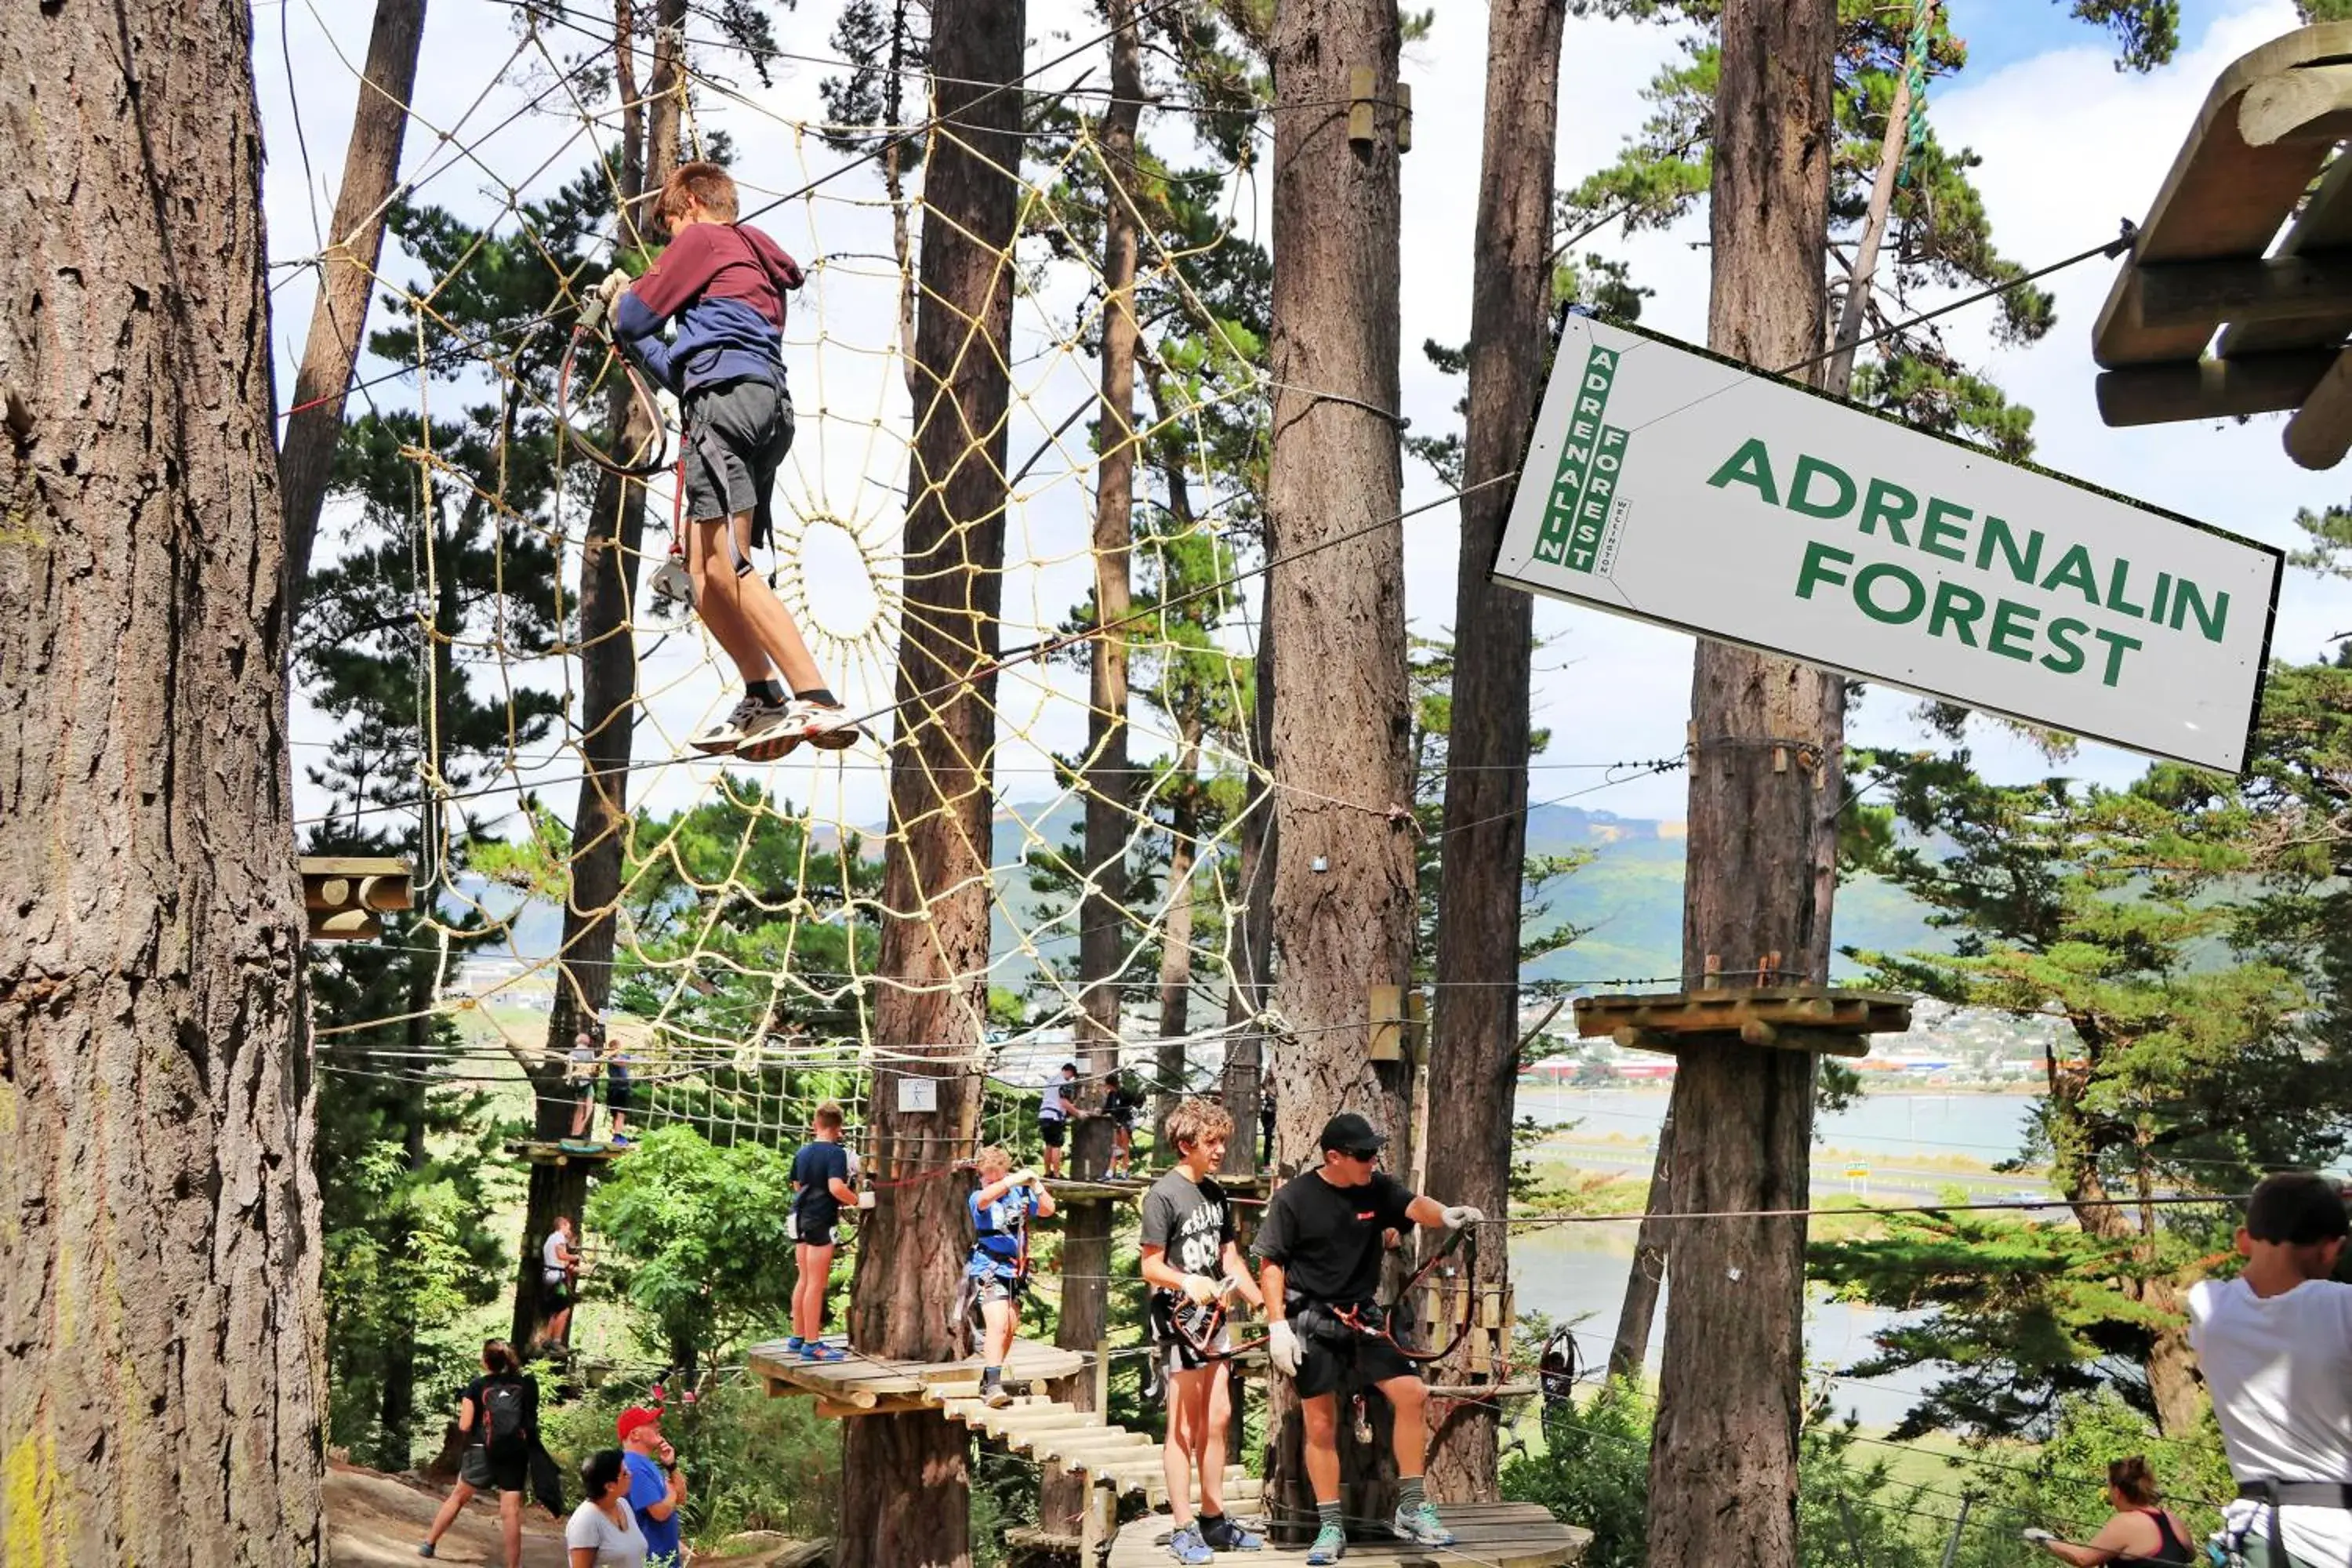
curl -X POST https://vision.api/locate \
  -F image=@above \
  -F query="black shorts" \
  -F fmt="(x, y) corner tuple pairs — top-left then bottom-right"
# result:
(605, 1082), (634, 1111)
(461, 1442), (529, 1494)
(1039, 1117), (1067, 1149)
(1289, 1313), (1416, 1400)
(684, 374), (795, 547)
(543, 1278), (571, 1310)
(797, 1220), (839, 1249)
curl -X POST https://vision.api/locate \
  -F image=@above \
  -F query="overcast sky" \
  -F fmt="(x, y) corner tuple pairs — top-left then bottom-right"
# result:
(257, 0), (2352, 846)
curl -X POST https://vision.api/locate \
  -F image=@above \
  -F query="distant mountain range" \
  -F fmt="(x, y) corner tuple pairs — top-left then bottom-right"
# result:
(457, 799), (1948, 991)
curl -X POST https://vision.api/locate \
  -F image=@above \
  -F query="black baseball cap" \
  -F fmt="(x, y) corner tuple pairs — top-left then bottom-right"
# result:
(1318, 1112), (1387, 1155)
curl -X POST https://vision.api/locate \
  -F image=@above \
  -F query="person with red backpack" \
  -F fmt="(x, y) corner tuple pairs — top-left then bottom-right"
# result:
(419, 1340), (541, 1565)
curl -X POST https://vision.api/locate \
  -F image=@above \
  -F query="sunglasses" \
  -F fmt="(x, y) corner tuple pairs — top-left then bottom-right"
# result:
(1335, 1146), (1381, 1162)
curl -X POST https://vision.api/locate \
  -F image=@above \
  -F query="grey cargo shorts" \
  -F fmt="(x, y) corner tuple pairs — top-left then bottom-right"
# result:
(683, 372), (795, 557)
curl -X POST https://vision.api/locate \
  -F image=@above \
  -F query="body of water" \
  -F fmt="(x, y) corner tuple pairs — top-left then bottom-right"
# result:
(1519, 1085), (2042, 1163)
(1506, 1088), (2045, 1429)
(1513, 1223), (1933, 1429)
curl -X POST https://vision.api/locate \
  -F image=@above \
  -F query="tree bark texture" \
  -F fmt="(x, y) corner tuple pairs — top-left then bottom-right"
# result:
(837, 2), (1023, 1561)
(1422, 0), (1566, 1505)
(1646, 9), (1840, 1568)
(1152, 737), (1200, 1145)
(1606, 1106), (1671, 1379)
(278, 0), (428, 617)
(0, 3), (326, 1561)
(1045, 8), (1143, 1530)
(517, 0), (687, 1345)
(1261, 0), (1414, 1538)
(1219, 584), (1276, 1183)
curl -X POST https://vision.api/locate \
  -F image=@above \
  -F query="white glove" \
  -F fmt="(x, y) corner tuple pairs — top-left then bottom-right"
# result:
(1267, 1319), (1302, 1377)
(785, 1211), (799, 1241)
(1181, 1275), (1219, 1307)
(2020, 1529), (2053, 1544)
(580, 267), (628, 335)
(1006, 1168), (1040, 1189)
(1441, 1203), (1486, 1229)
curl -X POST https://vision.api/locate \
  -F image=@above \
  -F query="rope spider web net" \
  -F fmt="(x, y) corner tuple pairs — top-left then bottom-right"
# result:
(287, 1), (1291, 1162)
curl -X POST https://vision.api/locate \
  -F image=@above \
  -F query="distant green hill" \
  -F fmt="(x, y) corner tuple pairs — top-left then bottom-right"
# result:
(993, 799), (1949, 995)
(474, 798), (1950, 993)
(1519, 825), (1946, 985)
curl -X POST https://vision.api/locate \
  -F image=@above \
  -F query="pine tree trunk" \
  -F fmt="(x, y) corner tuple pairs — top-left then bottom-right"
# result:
(1646, 9), (1840, 1568)
(1422, 0), (1566, 1504)
(1262, 0), (1414, 1538)
(517, 1), (688, 1344)
(1607, 1107), (1671, 1379)
(0, 3), (325, 1559)
(279, 0), (429, 616)
(1045, 5), (1144, 1534)
(1220, 584), (1276, 1183)
(1152, 746), (1201, 1146)
(837, 2), (1023, 1561)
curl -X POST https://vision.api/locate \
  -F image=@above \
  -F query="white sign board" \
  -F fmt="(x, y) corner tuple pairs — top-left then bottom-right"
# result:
(1493, 318), (2281, 773)
(896, 1075), (938, 1114)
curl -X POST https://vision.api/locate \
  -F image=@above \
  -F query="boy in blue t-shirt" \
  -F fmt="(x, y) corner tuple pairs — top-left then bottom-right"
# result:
(968, 1144), (1055, 1407)
(787, 1101), (859, 1362)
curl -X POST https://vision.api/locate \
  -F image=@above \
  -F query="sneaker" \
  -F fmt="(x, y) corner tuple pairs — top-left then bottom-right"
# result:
(784, 1337), (805, 1355)
(1202, 1516), (1264, 1552)
(1305, 1523), (1346, 1565)
(786, 699), (862, 752)
(1167, 1525), (1214, 1565)
(1391, 1501), (1455, 1547)
(801, 1343), (844, 1363)
(416, 1545), (436, 1560)
(691, 693), (793, 758)
(982, 1381), (1014, 1410)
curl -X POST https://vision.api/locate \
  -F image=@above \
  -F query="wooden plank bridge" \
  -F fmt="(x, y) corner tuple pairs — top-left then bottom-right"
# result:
(1106, 1501), (1588, 1567)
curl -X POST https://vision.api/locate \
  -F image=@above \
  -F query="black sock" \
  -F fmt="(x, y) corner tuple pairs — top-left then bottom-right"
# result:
(748, 678), (785, 704)
(793, 686), (839, 707)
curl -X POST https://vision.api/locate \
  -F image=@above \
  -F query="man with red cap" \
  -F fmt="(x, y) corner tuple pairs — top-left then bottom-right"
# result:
(617, 1404), (688, 1566)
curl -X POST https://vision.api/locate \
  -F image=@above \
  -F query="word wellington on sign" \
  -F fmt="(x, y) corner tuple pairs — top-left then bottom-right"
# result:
(1494, 318), (2282, 773)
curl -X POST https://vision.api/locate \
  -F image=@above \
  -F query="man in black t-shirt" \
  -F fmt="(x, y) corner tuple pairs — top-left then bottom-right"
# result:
(1252, 1111), (1484, 1563)
(1141, 1098), (1268, 1562)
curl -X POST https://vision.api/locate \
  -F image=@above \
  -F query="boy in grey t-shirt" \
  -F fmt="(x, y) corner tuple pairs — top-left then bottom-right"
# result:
(1139, 1098), (1265, 1563)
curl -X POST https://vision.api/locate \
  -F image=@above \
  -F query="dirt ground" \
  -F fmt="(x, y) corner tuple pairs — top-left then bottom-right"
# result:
(327, 1462), (570, 1567)
(325, 1463), (829, 1566)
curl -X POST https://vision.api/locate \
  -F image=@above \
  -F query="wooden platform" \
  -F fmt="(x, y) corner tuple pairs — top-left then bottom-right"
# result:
(1573, 986), (1911, 1059)
(746, 1336), (1086, 1417)
(506, 1138), (630, 1167)
(1044, 1171), (1269, 1203)
(1107, 1502), (1588, 1567)
(2089, 21), (2352, 465)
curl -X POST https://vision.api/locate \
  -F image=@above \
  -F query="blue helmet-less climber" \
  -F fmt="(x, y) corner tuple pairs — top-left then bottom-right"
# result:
(579, 159), (862, 764)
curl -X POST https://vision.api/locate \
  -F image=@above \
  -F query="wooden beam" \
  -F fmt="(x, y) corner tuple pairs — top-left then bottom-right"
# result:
(2285, 347), (2352, 469)
(2239, 63), (2352, 147)
(2095, 350), (2336, 426)
(2126, 252), (2352, 333)
(299, 855), (412, 942)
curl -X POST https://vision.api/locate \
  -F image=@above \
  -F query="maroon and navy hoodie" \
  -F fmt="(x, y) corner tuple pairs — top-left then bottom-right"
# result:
(613, 220), (805, 397)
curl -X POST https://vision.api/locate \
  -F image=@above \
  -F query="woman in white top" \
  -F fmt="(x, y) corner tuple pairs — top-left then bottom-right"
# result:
(566, 1449), (649, 1568)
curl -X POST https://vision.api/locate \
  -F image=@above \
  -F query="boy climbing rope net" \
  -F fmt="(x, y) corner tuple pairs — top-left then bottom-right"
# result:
(586, 162), (861, 761)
